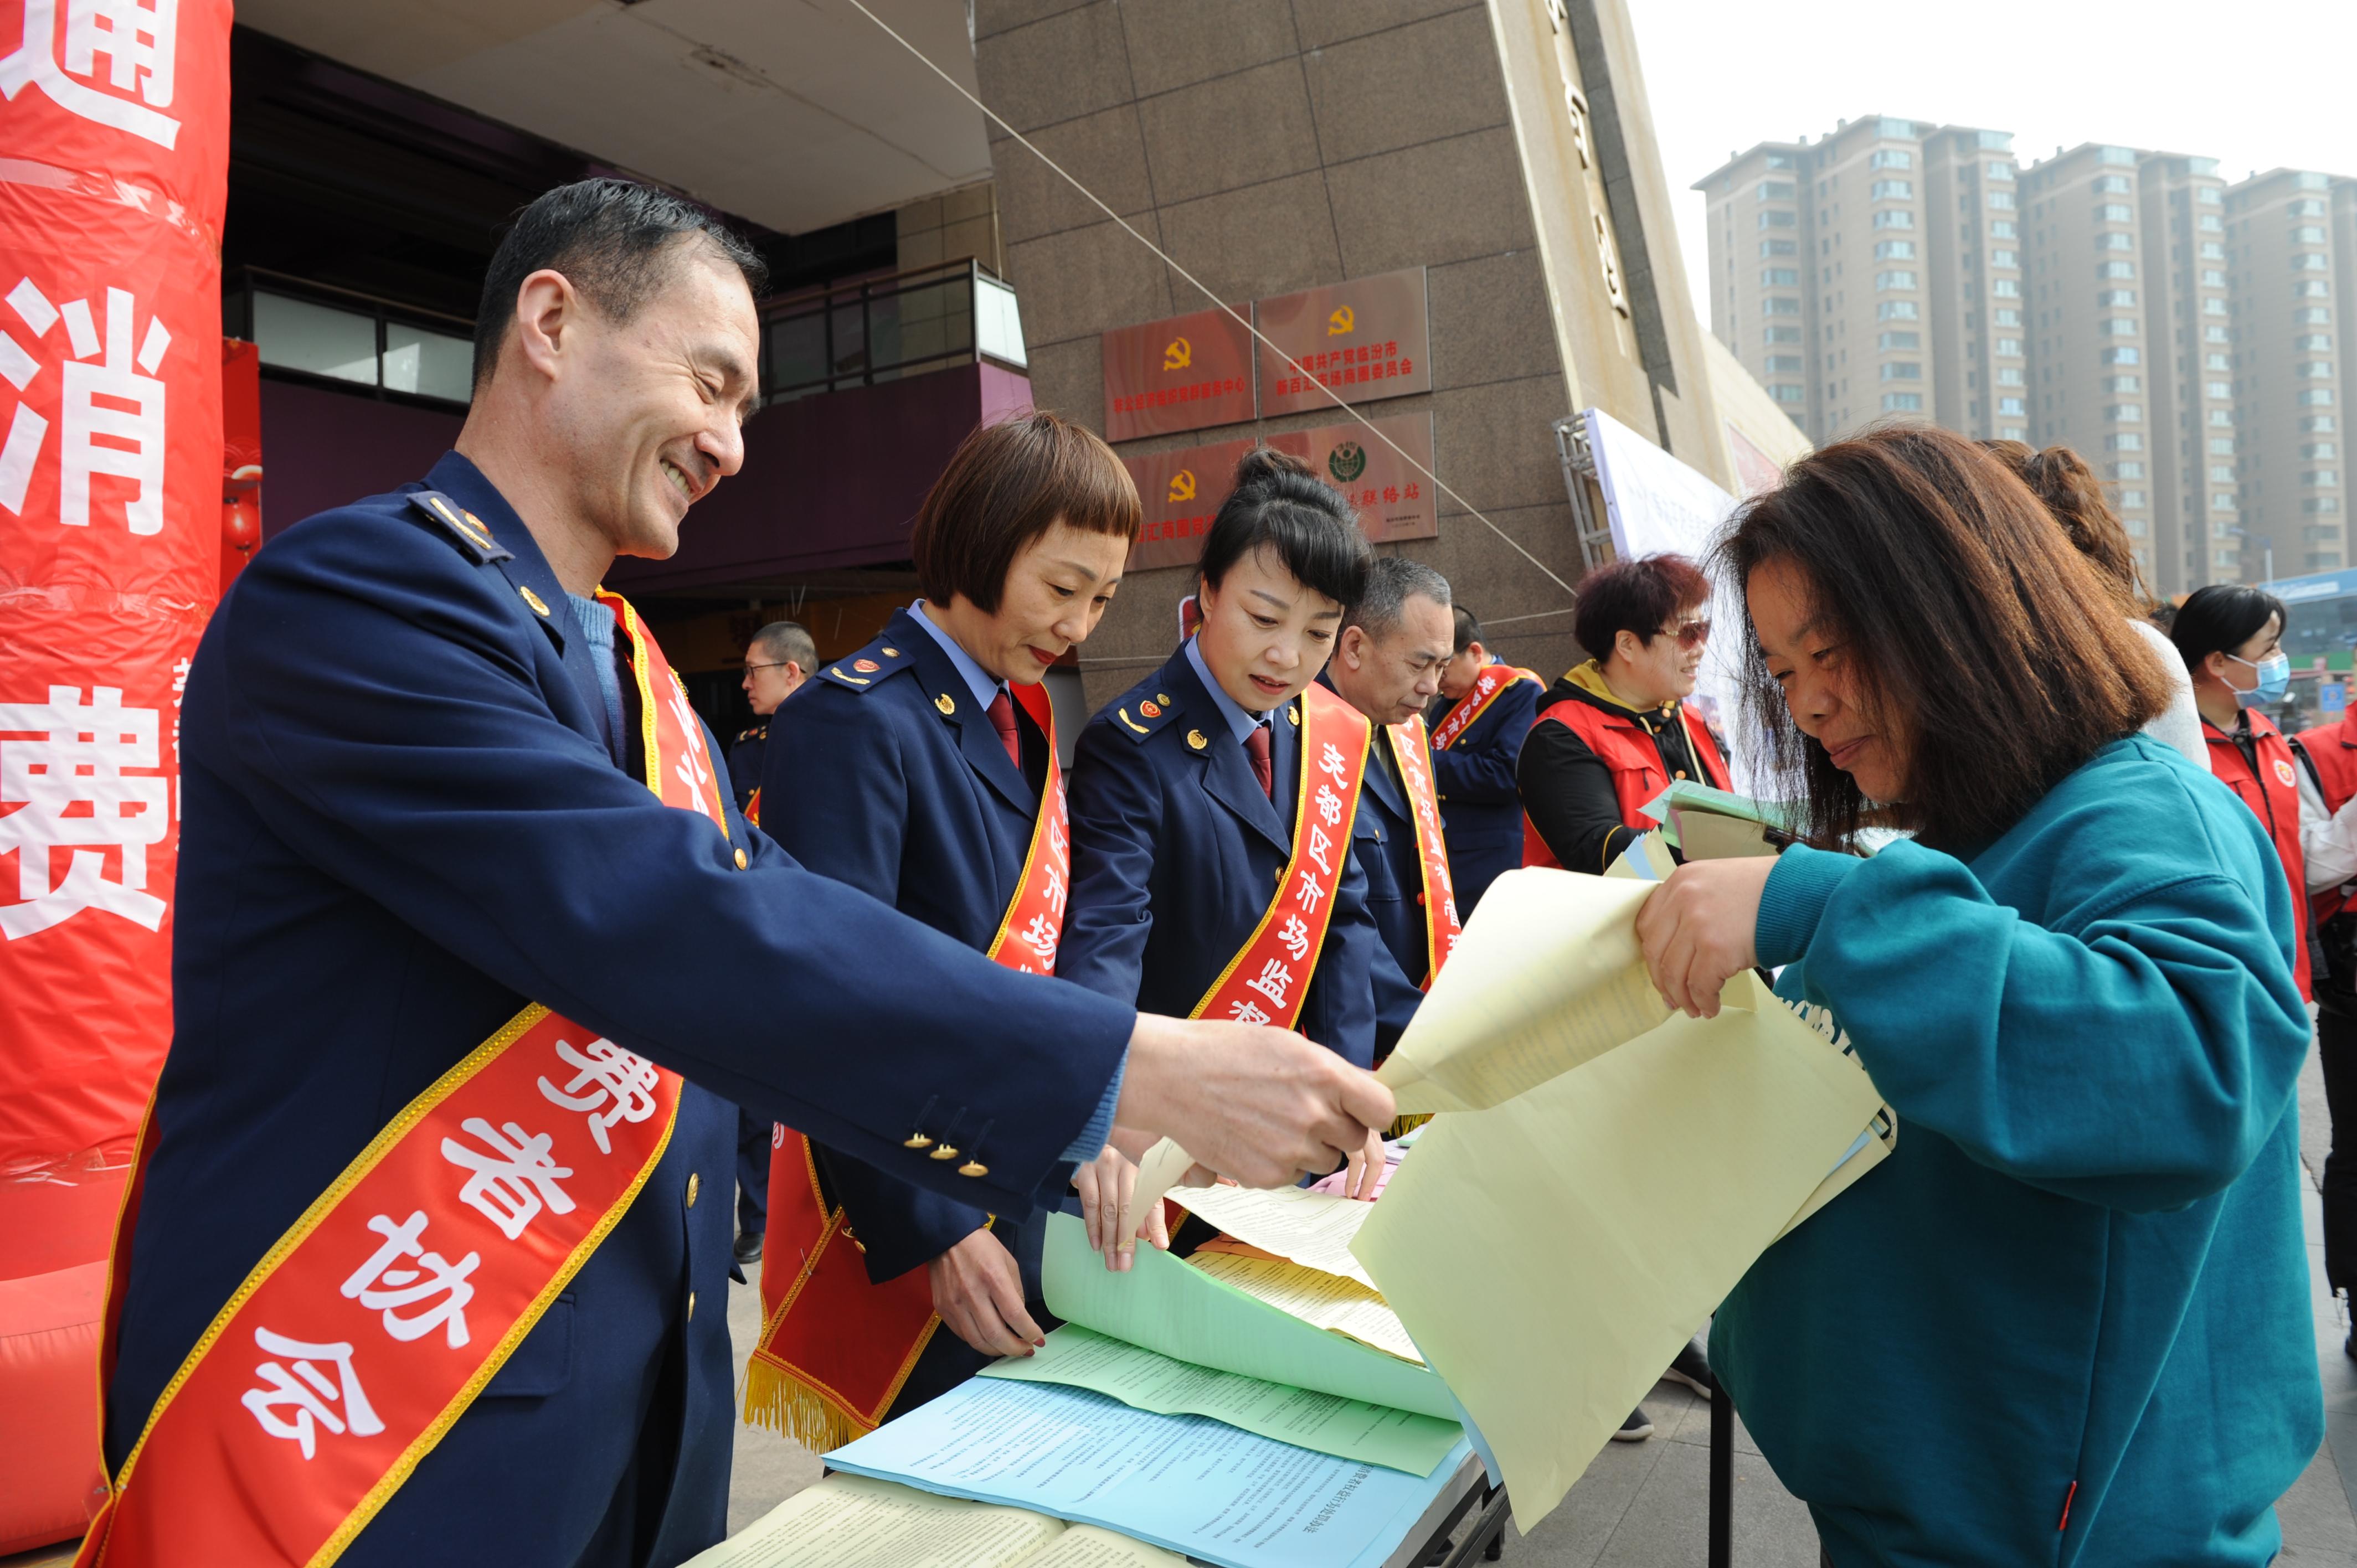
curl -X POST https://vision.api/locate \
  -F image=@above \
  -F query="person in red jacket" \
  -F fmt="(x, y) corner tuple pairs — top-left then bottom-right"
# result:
(1518, 551), (1730, 874)
(2172, 584), (2311, 1001)
(2300, 702), (2357, 1348)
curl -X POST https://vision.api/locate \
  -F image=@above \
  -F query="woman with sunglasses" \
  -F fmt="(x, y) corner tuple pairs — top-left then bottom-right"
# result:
(1517, 552), (1728, 875)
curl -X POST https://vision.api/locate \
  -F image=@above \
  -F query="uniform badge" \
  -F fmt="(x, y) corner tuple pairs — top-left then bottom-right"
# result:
(1287, 706), (1300, 726)
(518, 586), (552, 617)
(1139, 699), (1161, 718)
(854, 658), (881, 673)
(936, 694), (957, 715)
(1187, 729), (1208, 750)
(2275, 758), (2298, 788)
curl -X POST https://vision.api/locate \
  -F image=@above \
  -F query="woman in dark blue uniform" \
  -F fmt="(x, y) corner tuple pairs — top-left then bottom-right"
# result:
(1061, 448), (1399, 1195)
(756, 412), (1155, 1425)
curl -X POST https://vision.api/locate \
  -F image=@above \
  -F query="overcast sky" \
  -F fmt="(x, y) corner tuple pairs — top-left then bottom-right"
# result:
(1627, 0), (2357, 316)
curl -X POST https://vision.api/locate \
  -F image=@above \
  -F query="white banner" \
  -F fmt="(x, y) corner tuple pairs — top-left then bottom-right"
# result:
(1580, 407), (1758, 793)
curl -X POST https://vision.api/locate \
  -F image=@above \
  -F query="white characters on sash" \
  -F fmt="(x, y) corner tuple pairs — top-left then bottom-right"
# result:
(1277, 912), (1312, 963)
(538, 1036), (661, 1155)
(1291, 868), (1326, 915)
(1313, 782), (1344, 828)
(1015, 911), (1059, 968)
(665, 680), (715, 809)
(1305, 825), (1334, 877)
(339, 1210), (480, 1349)
(1316, 742), (1349, 785)
(440, 1117), (577, 1240)
(0, 0), (183, 148)
(241, 1328), (385, 1459)
(0, 684), (169, 938)
(1225, 998), (1271, 1025)
(1244, 958), (1295, 1011)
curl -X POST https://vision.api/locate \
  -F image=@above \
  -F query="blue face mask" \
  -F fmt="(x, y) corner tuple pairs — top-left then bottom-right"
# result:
(2229, 651), (2290, 708)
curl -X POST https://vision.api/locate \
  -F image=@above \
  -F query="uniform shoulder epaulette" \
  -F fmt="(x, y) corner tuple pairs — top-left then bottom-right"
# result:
(408, 491), (513, 565)
(734, 723), (766, 744)
(816, 637), (913, 695)
(1105, 683), (1182, 746)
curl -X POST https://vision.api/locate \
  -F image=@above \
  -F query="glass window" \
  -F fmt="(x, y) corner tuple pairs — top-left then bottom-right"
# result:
(2308, 471), (2343, 488)
(2098, 203), (2133, 222)
(2207, 380), (2232, 399)
(2098, 261), (2137, 279)
(1771, 384), (1805, 404)
(2111, 462), (2147, 479)
(1878, 301), (1921, 321)
(2307, 416), (2341, 434)
(2211, 437), (2237, 454)
(1990, 249), (2019, 269)
(2199, 241), (2225, 260)
(2296, 254), (2331, 271)
(1996, 367), (2024, 385)
(2296, 225), (2329, 244)
(1872, 210), (1915, 230)
(2301, 389), (2337, 407)
(1874, 240), (1916, 260)
(1875, 270), (1918, 291)
(1998, 396), (2026, 415)
(1879, 362), (1922, 380)
(2107, 374), (2143, 393)
(1762, 267), (1800, 286)
(1766, 153), (1795, 170)
(1870, 179), (1914, 200)
(2297, 307), (2334, 324)
(1991, 278), (2021, 297)
(2097, 289), (2137, 307)
(2298, 334), (2334, 352)
(1764, 325), (1802, 343)
(1870, 149), (1913, 171)
(253, 293), (378, 385)
(1764, 297), (1802, 314)
(2107, 403), (2144, 421)
(2119, 490), (2148, 508)
(2096, 174), (2133, 193)
(2293, 199), (2328, 217)
(2210, 409), (2236, 426)
(1759, 239), (1798, 256)
(380, 323), (474, 403)
(1987, 191), (2016, 210)
(1876, 331), (1920, 350)
(2201, 269), (2227, 287)
(1759, 210), (1796, 229)
(2100, 317), (2139, 337)
(2304, 361), (2337, 379)
(1988, 162), (2015, 182)
(1994, 308), (2023, 327)
(1990, 220), (2017, 239)
(1758, 180), (1797, 200)
(1881, 392), (1924, 411)
(2107, 433), (2145, 451)
(2097, 233), (2134, 251)
(2103, 347), (2142, 365)
(1766, 355), (1804, 373)
(1996, 337), (2025, 355)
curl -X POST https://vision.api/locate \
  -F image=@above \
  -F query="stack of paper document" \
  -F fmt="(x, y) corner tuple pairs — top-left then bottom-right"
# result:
(1351, 867), (1893, 1533)
(682, 1471), (1185, 1567)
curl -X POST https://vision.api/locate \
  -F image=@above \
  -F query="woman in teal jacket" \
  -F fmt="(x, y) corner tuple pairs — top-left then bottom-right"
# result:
(1637, 426), (2320, 1566)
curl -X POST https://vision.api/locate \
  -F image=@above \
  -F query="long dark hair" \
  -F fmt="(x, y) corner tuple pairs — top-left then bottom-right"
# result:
(1722, 425), (2174, 849)
(2170, 584), (2287, 678)
(1982, 440), (2155, 613)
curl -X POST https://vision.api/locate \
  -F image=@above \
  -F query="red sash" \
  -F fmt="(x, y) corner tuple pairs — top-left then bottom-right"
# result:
(77, 589), (720, 1568)
(745, 682), (1066, 1450)
(1385, 715), (1461, 986)
(1192, 682), (1370, 1028)
(1432, 663), (1540, 751)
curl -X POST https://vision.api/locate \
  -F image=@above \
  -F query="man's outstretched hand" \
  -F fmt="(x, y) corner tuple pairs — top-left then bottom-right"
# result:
(1111, 1013), (1394, 1188)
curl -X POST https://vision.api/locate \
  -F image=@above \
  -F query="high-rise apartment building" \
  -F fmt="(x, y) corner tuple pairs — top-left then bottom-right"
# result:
(1704, 122), (2262, 592)
(1696, 118), (2024, 452)
(2228, 170), (2346, 579)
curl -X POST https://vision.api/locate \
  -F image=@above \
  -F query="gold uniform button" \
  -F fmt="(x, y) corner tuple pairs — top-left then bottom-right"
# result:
(733, 847), (749, 870)
(958, 1159), (989, 1178)
(519, 585), (551, 617)
(1156, 693), (1172, 705)
(686, 1173), (701, 1207)
(930, 1144), (960, 1161)
(882, 647), (900, 657)
(1187, 729), (1207, 750)
(936, 694), (956, 715)
(903, 1132), (934, 1149)
(687, 1291), (697, 1322)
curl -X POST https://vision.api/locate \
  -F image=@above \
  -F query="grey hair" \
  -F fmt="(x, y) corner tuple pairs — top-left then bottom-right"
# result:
(1341, 555), (1452, 638)
(748, 620), (817, 673)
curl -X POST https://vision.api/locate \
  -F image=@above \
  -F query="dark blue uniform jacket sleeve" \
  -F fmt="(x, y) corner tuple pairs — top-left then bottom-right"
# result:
(205, 502), (1134, 1218)
(1431, 674), (1540, 805)
(758, 661), (995, 1283)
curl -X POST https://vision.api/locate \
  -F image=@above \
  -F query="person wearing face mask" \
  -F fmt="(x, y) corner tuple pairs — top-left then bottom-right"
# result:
(1635, 427), (2315, 1566)
(1517, 553), (1730, 875)
(750, 412), (1169, 1440)
(2173, 584), (2312, 1000)
(1318, 555), (1460, 999)
(1061, 447), (1394, 1198)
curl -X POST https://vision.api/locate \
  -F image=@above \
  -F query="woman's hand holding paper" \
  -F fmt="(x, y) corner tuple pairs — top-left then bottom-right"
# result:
(1073, 1138), (1170, 1271)
(1635, 857), (1774, 1017)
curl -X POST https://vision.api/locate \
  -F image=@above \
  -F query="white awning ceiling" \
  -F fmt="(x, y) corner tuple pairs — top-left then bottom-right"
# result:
(237, 0), (991, 234)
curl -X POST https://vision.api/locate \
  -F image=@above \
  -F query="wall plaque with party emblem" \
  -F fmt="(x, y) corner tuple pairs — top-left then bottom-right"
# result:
(1254, 267), (1431, 419)
(1119, 411), (1438, 571)
(1101, 303), (1256, 442)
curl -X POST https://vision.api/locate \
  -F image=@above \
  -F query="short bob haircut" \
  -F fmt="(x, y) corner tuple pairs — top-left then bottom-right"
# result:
(1198, 446), (1372, 610)
(1573, 553), (1711, 663)
(1722, 424), (2174, 851)
(2170, 584), (2288, 677)
(909, 411), (1141, 614)
(1983, 440), (2154, 612)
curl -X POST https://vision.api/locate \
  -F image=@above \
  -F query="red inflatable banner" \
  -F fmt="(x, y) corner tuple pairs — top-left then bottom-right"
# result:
(0, 0), (231, 1549)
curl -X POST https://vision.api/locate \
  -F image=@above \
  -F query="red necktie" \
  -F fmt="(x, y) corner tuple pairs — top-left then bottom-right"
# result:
(1245, 723), (1274, 799)
(987, 689), (1022, 769)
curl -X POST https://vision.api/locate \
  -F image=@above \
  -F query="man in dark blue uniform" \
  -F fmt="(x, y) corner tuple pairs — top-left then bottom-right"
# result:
(1429, 605), (1543, 915)
(721, 617), (814, 1266)
(101, 180), (1391, 1568)
(725, 618), (814, 820)
(1321, 558), (1458, 995)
